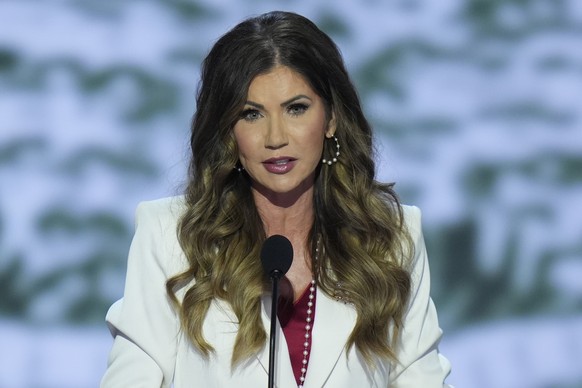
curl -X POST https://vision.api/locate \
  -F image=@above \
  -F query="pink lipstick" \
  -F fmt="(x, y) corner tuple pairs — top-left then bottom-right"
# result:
(262, 157), (297, 174)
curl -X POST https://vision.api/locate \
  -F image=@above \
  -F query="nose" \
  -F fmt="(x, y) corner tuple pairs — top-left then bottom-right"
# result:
(265, 115), (288, 149)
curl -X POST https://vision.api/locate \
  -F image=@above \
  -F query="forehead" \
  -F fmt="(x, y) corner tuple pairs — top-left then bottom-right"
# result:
(246, 66), (314, 98)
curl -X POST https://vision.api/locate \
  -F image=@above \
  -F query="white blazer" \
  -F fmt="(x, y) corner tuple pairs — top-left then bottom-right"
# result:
(101, 196), (451, 387)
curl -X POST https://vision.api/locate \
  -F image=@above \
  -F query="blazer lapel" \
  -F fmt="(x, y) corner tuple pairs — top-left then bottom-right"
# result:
(256, 294), (298, 388)
(211, 290), (357, 388)
(208, 298), (295, 387)
(303, 287), (357, 388)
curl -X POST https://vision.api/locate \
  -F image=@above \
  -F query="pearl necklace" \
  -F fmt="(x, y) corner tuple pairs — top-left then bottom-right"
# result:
(298, 279), (316, 387)
(298, 240), (319, 387)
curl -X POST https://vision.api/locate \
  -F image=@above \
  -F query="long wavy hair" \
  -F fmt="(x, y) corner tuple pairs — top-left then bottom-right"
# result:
(166, 11), (413, 367)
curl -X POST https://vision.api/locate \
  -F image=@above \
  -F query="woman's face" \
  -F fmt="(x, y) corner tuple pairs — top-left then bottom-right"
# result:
(233, 65), (335, 202)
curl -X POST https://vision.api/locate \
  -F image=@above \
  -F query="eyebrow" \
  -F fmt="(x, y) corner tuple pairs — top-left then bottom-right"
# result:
(244, 94), (312, 109)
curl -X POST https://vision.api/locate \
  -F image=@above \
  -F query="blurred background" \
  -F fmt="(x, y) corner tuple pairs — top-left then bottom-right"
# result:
(1, 0), (581, 387)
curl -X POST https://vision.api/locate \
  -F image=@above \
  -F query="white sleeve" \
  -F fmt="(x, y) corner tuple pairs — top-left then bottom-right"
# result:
(101, 199), (185, 388)
(389, 205), (453, 387)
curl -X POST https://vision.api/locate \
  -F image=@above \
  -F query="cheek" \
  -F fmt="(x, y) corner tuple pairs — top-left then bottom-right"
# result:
(304, 124), (327, 155)
(233, 131), (260, 166)
(233, 129), (249, 157)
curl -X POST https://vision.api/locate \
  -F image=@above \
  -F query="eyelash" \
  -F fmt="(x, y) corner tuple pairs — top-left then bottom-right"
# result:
(239, 103), (310, 122)
(240, 109), (262, 122)
(287, 103), (309, 116)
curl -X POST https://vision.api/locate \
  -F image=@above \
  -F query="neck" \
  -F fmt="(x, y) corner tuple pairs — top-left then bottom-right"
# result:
(252, 182), (316, 296)
(252, 185), (315, 239)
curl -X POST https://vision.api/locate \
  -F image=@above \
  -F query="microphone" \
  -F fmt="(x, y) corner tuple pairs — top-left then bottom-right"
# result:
(261, 234), (293, 279)
(260, 235), (293, 388)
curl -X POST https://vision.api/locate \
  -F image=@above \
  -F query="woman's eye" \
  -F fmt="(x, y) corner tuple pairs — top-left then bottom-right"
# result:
(288, 103), (309, 116)
(240, 109), (262, 122)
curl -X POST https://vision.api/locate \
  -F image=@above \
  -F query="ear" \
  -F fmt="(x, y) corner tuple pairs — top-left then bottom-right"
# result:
(325, 112), (336, 138)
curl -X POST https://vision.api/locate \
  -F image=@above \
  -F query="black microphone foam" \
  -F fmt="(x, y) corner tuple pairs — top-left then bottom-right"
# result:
(260, 235), (293, 278)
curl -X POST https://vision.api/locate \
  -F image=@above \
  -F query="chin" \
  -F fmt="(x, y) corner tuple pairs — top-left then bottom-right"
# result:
(252, 178), (313, 198)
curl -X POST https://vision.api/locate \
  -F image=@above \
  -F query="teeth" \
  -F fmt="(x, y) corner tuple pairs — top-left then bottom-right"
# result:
(274, 159), (289, 165)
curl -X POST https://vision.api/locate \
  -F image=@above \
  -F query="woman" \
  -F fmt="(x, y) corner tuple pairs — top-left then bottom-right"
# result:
(101, 11), (451, 388)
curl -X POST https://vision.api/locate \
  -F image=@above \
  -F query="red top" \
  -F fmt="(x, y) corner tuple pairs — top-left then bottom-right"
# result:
(278, 284), (316, 386)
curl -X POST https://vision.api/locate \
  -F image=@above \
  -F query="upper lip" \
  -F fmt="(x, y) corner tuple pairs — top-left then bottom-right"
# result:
(263, 157), (296, 164)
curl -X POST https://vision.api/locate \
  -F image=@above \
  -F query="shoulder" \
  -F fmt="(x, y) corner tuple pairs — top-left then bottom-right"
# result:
(401, 204), (422, 238)
(399, 204), (427, 272)
(134, 195), (187, 227)
(131, 196), (188, 275)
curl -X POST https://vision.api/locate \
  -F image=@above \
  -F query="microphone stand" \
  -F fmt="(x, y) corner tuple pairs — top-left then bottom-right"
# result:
(260, 234), (293, 388)
(267, 270), (283, 388)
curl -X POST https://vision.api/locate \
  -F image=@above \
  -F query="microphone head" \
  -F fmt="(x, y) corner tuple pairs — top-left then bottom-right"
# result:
(260, 235), (293, 279)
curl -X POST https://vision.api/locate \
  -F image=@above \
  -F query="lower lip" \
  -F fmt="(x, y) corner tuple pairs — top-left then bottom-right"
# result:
(263, 160), (296, 174)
